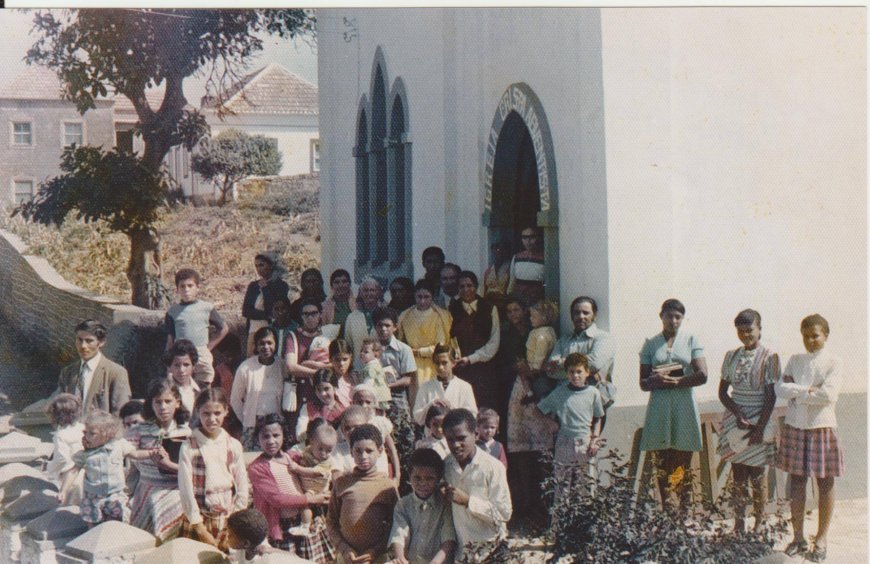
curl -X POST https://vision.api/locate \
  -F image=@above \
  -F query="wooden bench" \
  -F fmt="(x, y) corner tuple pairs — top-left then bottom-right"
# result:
(628, 406), (789, 510)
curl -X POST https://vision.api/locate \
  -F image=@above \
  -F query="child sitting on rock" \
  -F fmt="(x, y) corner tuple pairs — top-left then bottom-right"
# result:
(60, 410), (137, 527)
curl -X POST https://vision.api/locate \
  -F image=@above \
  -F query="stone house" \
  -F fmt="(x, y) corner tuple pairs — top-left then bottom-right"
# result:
(0, 66), (115, 208)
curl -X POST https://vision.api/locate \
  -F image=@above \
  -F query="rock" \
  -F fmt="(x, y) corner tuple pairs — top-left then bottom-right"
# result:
(134, 537), (227, 564)
(59, 521), (155, 562)
(2, 492), (59, 523)
(0, 463), (45, 484)
(26, 506), (88, 541)
(20, 506), (88, 564)
(0, 476), (58, 505)
(0, 432), (53, 464)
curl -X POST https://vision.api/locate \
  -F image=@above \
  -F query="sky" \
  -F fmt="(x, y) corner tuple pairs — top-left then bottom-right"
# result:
(0, 9), (319, 102)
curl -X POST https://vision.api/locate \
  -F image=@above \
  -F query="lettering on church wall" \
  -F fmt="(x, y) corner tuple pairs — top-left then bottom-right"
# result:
(484, 83), (552, 214)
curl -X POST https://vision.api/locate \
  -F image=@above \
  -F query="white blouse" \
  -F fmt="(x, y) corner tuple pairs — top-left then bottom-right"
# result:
(775, 348), (842, 429)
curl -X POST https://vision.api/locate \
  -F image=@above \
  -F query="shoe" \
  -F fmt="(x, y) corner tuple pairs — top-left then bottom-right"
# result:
(784, 539), (808, 557)
(806, 545), (827, 562)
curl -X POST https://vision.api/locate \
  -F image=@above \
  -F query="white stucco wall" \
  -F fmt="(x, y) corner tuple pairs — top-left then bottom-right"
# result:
(319, 7), (866, 406)
(602, 8), (866, 405)
(319, 8), (609, 300)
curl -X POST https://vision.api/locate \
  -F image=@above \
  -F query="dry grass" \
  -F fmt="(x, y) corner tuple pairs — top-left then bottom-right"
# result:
(0, 175), (321, 313)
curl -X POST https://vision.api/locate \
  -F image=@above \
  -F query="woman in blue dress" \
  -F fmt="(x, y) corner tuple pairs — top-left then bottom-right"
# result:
(639, 299), (708, 511)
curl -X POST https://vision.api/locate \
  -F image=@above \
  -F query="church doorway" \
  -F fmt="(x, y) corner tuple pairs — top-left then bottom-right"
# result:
(483, 83), (560, 307)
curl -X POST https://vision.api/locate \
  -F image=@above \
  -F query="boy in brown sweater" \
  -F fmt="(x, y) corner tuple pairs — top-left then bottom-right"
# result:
(327, 423), (399, 563)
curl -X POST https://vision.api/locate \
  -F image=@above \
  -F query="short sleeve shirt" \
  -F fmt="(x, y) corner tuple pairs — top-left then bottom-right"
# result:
(538, 383), (604, 442)
(380, 337), (418, 375)
(165, 300), (225, 347)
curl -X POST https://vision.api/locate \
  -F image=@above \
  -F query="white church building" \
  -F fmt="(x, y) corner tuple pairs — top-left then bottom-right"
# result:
(317, 7), (866, 407)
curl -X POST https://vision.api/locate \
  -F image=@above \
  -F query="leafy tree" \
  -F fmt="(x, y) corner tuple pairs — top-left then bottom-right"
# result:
(22, 9), (314, 308)
(192, 129), (283, 205)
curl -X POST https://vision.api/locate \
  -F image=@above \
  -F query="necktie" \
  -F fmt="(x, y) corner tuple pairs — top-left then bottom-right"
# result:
(78, 362), (88, 400)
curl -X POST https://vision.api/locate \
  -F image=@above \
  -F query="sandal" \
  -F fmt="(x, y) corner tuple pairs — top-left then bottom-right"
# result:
(806, 544), (827, 562)
(784, 539), (808, 557)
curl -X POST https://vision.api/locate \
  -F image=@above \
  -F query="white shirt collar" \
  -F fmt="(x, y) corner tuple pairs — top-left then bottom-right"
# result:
(82, 352), (102, 372)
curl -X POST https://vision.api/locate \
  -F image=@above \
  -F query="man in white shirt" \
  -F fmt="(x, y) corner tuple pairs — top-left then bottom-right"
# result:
(441, 408), (511, 560)
(413, 344), (478, 426)
(56, 320), (131, 417)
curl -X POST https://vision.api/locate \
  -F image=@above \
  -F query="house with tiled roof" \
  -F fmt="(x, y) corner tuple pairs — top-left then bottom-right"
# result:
(0, 66), (115, 207)
(201, 63), (320, 176)
(0, 62), (318, 207)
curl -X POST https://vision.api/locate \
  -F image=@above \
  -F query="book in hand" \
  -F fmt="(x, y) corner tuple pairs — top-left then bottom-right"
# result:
(158, 434), (187, 474)
(654, 362), (685, 378)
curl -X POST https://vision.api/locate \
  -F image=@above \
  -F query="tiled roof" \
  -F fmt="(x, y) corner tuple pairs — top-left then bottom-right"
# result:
(112, 89), (175, 116)
(201, 63), (318, 116)
(0, 66), (65, 100)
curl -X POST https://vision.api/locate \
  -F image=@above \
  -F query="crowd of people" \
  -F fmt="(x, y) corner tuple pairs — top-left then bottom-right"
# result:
(39, 233), (843, 563)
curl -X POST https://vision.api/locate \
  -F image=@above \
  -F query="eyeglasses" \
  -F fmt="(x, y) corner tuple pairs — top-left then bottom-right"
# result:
(301, 310), (320, 317)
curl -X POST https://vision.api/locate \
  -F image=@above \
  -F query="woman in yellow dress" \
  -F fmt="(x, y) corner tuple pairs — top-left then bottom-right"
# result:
(397, 279), (453, 409)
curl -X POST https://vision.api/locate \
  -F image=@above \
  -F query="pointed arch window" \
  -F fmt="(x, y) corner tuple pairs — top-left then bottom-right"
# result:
(354, 48), (412, 282)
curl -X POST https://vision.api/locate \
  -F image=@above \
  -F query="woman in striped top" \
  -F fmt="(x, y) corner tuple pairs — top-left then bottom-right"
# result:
(717, 309), (779, 534)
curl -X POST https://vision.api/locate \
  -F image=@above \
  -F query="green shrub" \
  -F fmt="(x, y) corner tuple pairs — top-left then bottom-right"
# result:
(542, 448), (789, 563)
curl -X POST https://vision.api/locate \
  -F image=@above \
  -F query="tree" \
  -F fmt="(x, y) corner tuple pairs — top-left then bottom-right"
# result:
(23, 9), (314, 308)
(192, 129), (283, 205)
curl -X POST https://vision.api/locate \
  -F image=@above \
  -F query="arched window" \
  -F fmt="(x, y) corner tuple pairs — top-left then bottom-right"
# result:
(354, 102), (369, 265)
(370, 64), (388, 267)
(388, 83), (411, 271)
(355, 48), (413, 282)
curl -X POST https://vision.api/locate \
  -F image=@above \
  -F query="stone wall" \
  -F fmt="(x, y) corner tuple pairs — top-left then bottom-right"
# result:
(0, 228), (247, 403)
(0, 228), (164, 400)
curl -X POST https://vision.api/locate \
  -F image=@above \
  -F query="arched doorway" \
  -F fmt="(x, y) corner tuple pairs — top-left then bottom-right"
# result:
(483, 83), (559, 306)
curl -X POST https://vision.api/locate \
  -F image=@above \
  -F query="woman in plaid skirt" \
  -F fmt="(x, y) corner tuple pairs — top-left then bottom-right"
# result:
(774, 314), (844, 563)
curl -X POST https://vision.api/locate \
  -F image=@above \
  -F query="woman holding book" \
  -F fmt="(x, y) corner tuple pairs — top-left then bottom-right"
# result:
(638, 299), (708, 513)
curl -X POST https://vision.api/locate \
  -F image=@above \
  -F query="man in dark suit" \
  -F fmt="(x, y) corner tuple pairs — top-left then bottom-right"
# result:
(57, 320), (131, 417)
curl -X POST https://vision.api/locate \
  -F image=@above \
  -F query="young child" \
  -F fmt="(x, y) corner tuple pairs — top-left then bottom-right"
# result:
(165, 268), (229, 387)
(476, 408), (508, 468)
(537, 353), (604, 492)
(389, 448), (457, 564)
(358, 338), (391, 410)
(165, 339), (201, 416)
(329, 339), (359, 409)
(524, 300), (559, 402)
(415, 404), (450, 459)
(226, 508), (274, 563)
(373, 306), (417, 415)
(295, 369), (346, 441)
(441, 408), (512, 561)
(326, 424), (399, 563)
(60, 410), (136, 527)
(331, 405), (394, 479)
(412, 344), (478, 426)
(248, 414), (333, 561)
(45, 394), (85, 498)
(287, 422), (337, 535)
(126, 378), (191, 542)
(179, 388), (250, 549)
(351, 385), (402, 481)
(231, 327), (286, 451)
(775, 314), (843, 562)
(119, 400), (145, 430)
